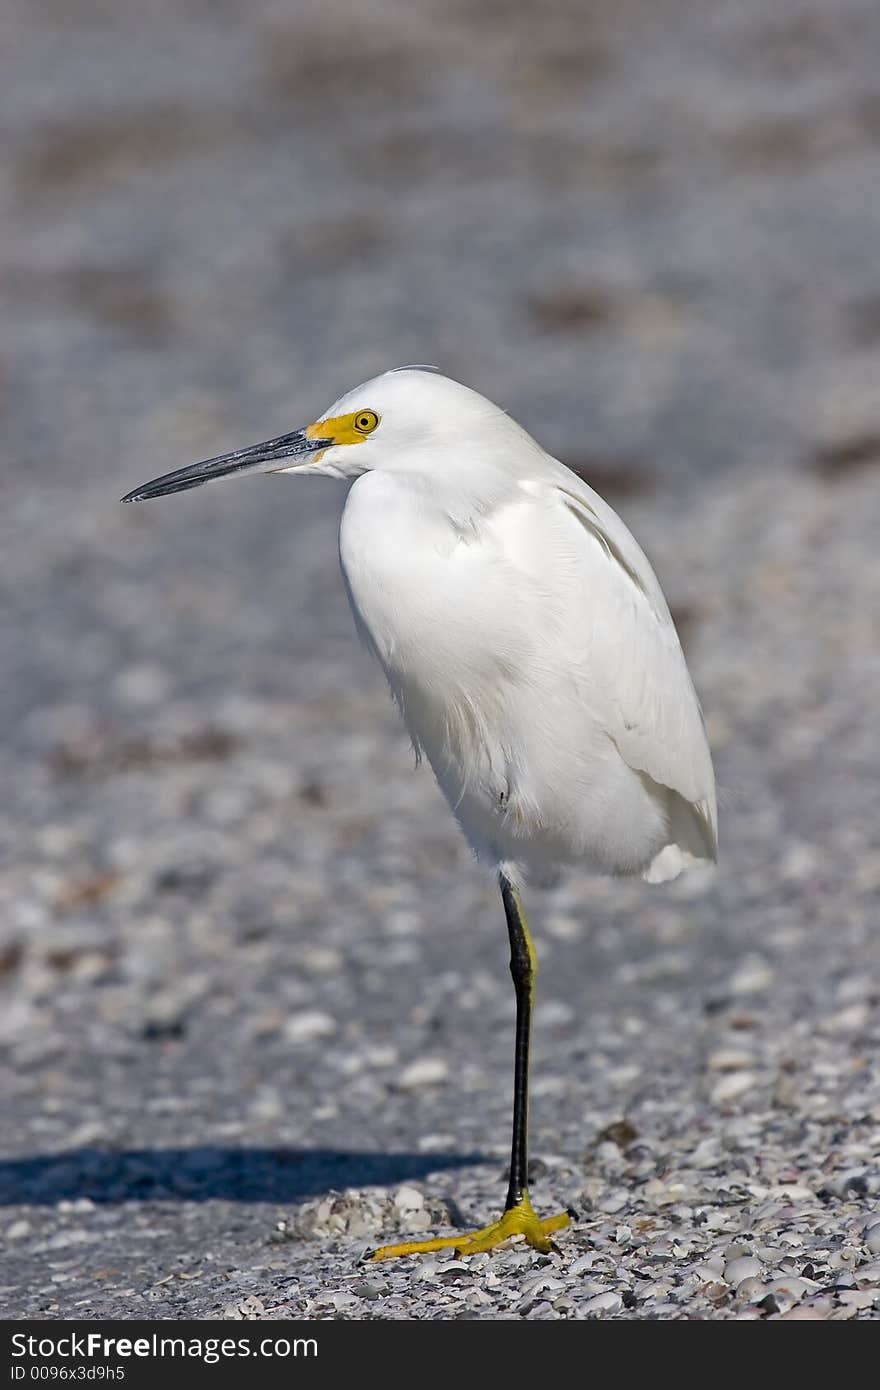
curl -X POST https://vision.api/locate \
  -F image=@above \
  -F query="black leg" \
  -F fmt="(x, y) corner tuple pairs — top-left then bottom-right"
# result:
(500, 871), (536, 1212)
(370, 874), (571, 1259)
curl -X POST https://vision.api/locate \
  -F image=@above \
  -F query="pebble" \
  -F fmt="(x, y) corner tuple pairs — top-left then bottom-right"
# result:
(324, 1292), (360, 1311)
(728, 957), (775, 995)
(112, 664), (170, 707)
(724, 1256), (764, 1286)
(781, 1302), (835, 1320)
(734, 1276), (766, 1302)
(393, 1185), (425, 1212)
(711, 1073), (758, 1105)
(521, 1274), (565, 1300)
(724, 1242), (752, 1261)
(768, 1183), (814, 1201)
(599, 1190), (628, 1214)
(398, 1058), (449, 1088)
(283, 1011), (337, 1042)
(708, 1048), (755, 1072)
(701, 1282), (729, 1305)
(581, 1292), (623, 1315)
(766, 1276), (811, 1299)
(525, 1301), (555, 1319)
(838, 1290), (876, 1310)
(823, 1003), (869, 1034)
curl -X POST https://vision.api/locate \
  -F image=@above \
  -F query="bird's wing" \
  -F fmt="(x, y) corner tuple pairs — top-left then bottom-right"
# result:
(516, 468), (718, 861)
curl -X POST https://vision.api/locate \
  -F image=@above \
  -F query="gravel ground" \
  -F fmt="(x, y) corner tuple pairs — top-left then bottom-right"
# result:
(2, 0), (879, 1320)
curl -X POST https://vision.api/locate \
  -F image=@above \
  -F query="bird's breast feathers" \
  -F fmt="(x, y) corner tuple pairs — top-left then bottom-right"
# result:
(338, 467), (717, 866)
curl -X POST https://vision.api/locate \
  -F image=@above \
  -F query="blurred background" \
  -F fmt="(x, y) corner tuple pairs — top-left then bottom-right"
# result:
(2, 0), (879, 1319)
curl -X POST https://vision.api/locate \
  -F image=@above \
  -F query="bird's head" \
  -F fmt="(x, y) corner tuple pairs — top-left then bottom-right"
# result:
(121, 367), (529, 502)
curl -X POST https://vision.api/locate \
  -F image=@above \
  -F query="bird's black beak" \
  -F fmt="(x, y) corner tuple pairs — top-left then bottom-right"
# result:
(120, 427), (333, 503)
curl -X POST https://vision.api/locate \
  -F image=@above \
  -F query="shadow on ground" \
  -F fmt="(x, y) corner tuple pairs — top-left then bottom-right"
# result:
(0, 1147), (485, 1205)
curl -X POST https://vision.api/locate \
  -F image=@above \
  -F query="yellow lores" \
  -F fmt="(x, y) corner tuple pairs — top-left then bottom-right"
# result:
(304, 410), (379, 467)
(306, 409), (380, 446)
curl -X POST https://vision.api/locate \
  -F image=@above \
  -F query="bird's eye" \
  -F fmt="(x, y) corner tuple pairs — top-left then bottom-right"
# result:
(353, 409), (379, 435)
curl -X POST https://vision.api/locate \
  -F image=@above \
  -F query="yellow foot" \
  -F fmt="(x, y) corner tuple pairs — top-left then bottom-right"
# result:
(371, 1190), (571, 1261)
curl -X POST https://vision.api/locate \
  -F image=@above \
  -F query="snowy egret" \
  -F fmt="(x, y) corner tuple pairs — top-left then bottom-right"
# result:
(122, 367), (717, 1260)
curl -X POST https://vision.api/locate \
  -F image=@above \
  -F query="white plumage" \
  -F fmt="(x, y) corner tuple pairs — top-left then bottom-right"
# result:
(123, 365), (717, 886)
(332, 369), (717, 885)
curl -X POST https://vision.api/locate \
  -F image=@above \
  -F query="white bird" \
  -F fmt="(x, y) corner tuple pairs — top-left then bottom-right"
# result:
(122, 366), (717, 1260)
